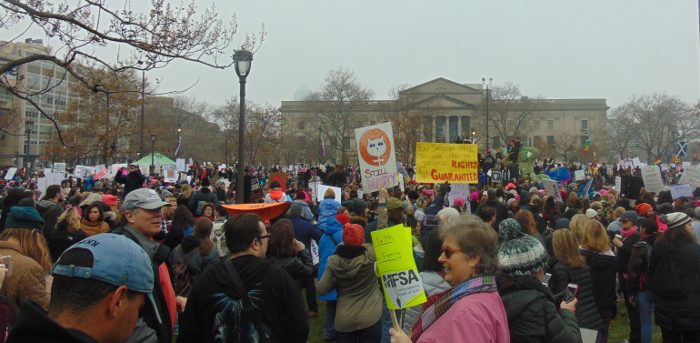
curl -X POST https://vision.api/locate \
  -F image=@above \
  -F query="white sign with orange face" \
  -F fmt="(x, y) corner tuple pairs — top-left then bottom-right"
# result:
(355, 122), (397, 192)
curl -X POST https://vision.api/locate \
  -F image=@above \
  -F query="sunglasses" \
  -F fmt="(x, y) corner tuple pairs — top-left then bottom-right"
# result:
(620, 218), (630, 224)
(441, 246), (464, 259)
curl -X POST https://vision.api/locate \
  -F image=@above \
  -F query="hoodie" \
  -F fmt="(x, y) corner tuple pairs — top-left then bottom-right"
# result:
(169, 236), (220, 286)
(36, 200), (61, 238)
(317, 198), (341, 229)
(264, 189), (287, 203)
(317, 245), (382, 332)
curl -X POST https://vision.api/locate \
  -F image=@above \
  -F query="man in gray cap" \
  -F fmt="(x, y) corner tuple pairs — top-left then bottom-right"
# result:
(8, 233), (156, 343)
(112, 188), (179, 343)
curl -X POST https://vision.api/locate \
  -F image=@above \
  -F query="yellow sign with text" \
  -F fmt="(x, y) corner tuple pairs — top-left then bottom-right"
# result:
(371, 224), (426, 309)
(415, 142), (479, 183)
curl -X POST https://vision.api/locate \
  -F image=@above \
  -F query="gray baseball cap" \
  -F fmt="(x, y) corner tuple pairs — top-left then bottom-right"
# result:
(124, 189), (172, 210)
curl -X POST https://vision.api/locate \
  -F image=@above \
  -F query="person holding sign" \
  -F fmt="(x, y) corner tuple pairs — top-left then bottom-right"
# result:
(390, 216), (509, 343)
(317, 223), (382, 343)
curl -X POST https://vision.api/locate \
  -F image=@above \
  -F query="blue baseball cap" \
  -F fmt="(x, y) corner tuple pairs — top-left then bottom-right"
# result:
(52, 233), (161, 323)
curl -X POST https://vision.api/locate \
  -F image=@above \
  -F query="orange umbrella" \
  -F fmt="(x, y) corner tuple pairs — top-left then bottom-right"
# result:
(221, 202), (290, 222)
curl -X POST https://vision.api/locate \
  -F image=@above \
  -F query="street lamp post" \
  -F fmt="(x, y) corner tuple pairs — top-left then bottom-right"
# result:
(138, 61), (146, 155)
(482, 77), (493, 151)
(319, 127), (322, 166)
(25, 120), (34, 170)
(234, 49), (253, 204)
(150, 134), (156, 175)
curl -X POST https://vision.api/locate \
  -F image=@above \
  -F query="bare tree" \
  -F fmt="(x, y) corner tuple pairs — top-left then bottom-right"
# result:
(0, 0), (264, 144)
(606, 104), (638, 160)
(478, 82), (545, 148)
(305, 67), (374, 164)
(378, 84), (432, 164)
(614, 94), (696, 162)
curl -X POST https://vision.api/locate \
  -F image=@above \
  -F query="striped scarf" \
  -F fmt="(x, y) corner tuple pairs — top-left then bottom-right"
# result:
(411, 275), (497, 342)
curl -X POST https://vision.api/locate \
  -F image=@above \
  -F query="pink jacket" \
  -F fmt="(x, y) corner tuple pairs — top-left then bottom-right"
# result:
(416, 292), (510, 343)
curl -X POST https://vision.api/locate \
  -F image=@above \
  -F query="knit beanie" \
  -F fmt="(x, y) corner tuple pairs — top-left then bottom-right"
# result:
(342, 223), (364, 246)
(290, 202), (303, 215)
(661, 212), (692, 230)
(497, 219), (548, 276)
(621, 211), (639, 224)
(296, 191), (306, 200)
(635, 203), (652, 216)
(5, 206), (45, 232)
(453, 198), (465, 208)
(437, 207), (460, 220)
(344, 198), (368, 216)
(336, 214), (350, 226)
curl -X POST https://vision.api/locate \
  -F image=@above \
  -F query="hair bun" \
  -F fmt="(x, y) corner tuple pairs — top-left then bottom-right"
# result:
(499, 218), (523, 241)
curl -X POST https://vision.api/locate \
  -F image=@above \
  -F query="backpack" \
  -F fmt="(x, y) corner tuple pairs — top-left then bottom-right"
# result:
(651, 250), (686, 301)
(173, 246), (197, 297)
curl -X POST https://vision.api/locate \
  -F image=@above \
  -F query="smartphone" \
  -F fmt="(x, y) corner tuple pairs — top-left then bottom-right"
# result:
(541, 273), (552, 285)
(565, 283), (579, 303)
(1, 255), (12, 276)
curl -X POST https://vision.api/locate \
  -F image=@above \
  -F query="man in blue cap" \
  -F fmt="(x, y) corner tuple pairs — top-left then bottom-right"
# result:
(8, 233), (156, 343)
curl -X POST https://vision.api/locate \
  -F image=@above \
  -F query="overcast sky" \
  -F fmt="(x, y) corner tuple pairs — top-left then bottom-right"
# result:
(17, 1), (700, 110)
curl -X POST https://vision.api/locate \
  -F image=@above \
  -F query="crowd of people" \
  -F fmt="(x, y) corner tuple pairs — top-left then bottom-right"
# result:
(0, 155), (698, 343)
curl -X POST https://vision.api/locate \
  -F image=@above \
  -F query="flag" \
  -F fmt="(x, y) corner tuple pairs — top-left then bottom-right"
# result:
(174, 136), (181, 157)
(652, 158), (662, 165)
(584, 140), (591, 154)
(320, 138), (325, 157)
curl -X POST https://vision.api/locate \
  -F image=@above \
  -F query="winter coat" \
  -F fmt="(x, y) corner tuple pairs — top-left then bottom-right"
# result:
(113, 169), (146, 196)
(550, 262), (603, 330)
(287, 214), (323, 251)
(317, 198), (341, 229)
(412, 292), (510, 343)
(36, 200), (62, 239)
(7, 300), (98, 343)
(317, 244), (382, 333)
(187, 188), (219, 216)
(264, 189), (287, 204)
(169, 236), (220, 286)
(0, 240), (49, 329)
(176, 255), (309, 343)
(267, 249), (315, 288)
(649, 235), (700, 331)
(79, 219), (109, 237)
(47, 219), (86, 263)
(580, 248), (617, 311)
(293, 200), (315, 222)
(626, 235), (656, 295)
(318, 217), (343, 301)
(498, 275), (582, 343)
(617, 231), (641, 273)
(402, 271), (451, 334)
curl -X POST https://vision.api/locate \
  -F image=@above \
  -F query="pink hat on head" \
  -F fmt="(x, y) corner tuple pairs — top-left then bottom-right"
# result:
(471, 192), (479, 200)
(538, 189), (546, 195)
(599, 189), (610, 197)
(454, 198), (465, 208)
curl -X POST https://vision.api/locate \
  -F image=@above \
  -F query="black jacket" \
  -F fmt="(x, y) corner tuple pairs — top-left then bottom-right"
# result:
(36, 200), (62, 239)
(616, 231), (641, 273)
(267, 249), (315, 287)
(550, 262), (603, 330)
(114, 169), (146, 196)
(47, 219), (87, 263)
(649, 235), (700, 331)
(170, 236), (220, 285)
(7, 300), (99, 343)
(177, 255), (309, 343)
(580, 249), (617, 310)
(112, 225), (173, 343)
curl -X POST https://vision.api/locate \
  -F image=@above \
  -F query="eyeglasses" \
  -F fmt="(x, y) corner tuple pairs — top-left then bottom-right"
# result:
(257, 234), (271, 241)
(441, 246), (464, 259)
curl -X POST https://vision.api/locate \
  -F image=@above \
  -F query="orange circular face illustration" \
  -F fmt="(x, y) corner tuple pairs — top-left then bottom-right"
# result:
(359, 129), (391, 166)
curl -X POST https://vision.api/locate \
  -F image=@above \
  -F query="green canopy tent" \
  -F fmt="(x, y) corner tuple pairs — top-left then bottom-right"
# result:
(133, 153), (176, 167)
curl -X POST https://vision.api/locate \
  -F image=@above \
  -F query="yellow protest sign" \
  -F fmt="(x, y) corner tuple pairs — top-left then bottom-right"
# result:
(415, 142), (479, 183)
(371, 224), (426, 309)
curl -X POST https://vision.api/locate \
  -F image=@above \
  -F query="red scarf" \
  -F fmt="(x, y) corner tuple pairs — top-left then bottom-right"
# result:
(621, 225), (638, 238)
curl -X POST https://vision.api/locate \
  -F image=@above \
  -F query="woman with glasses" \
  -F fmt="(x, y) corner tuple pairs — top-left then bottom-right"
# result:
(390, 216), (509, 343)
(580, 220), (617, 343)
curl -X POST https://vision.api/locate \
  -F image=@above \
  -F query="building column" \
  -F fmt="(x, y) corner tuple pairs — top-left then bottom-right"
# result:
(432, 116), (437, 143)
(457, 116), (462, 140)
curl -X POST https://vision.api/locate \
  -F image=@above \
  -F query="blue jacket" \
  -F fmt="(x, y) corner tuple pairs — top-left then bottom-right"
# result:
(318, 217), (343, 301)
(317, 198), (341, 229)
(287, 214), (322, 251)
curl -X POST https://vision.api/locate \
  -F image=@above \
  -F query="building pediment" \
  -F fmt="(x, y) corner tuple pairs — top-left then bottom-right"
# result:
(413, 94), (476, 109)
(401, 77), (482, 95)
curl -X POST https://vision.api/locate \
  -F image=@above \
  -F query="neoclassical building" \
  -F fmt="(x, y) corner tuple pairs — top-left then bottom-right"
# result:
(280, 77), (608, 164)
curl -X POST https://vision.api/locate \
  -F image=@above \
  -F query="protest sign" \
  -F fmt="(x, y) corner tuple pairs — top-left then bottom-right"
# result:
(53, 163), (66, 174)
(448, 183), (471, 207)
(94, 168), (109, 179)
(176, 159), (186, 173)
(640, 166), (663, 194)
(492, 170), (501, 183)
(543, 179), (562, 203)
(355, 122), (398, 192)
(582, 178), (594, 200)
(4, 167), (17, 180)
(269, 172), (288, 190)
(615, 176), (622, 191)
(139, 165), (149, 176)
(546, 168), (571, 183)
(163, 165), (177, 183)
(678, 166), (700, 190)
(371, 224), (426, 310)
(574, 170), (585, 181)
(633, 157), (641, 167)
(670, 184), (694, 199)
(415, 143), (478, 183)
(357, 189), (364, 199)
(316, 184), (342, 204)
(308, 181), (321, 202)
